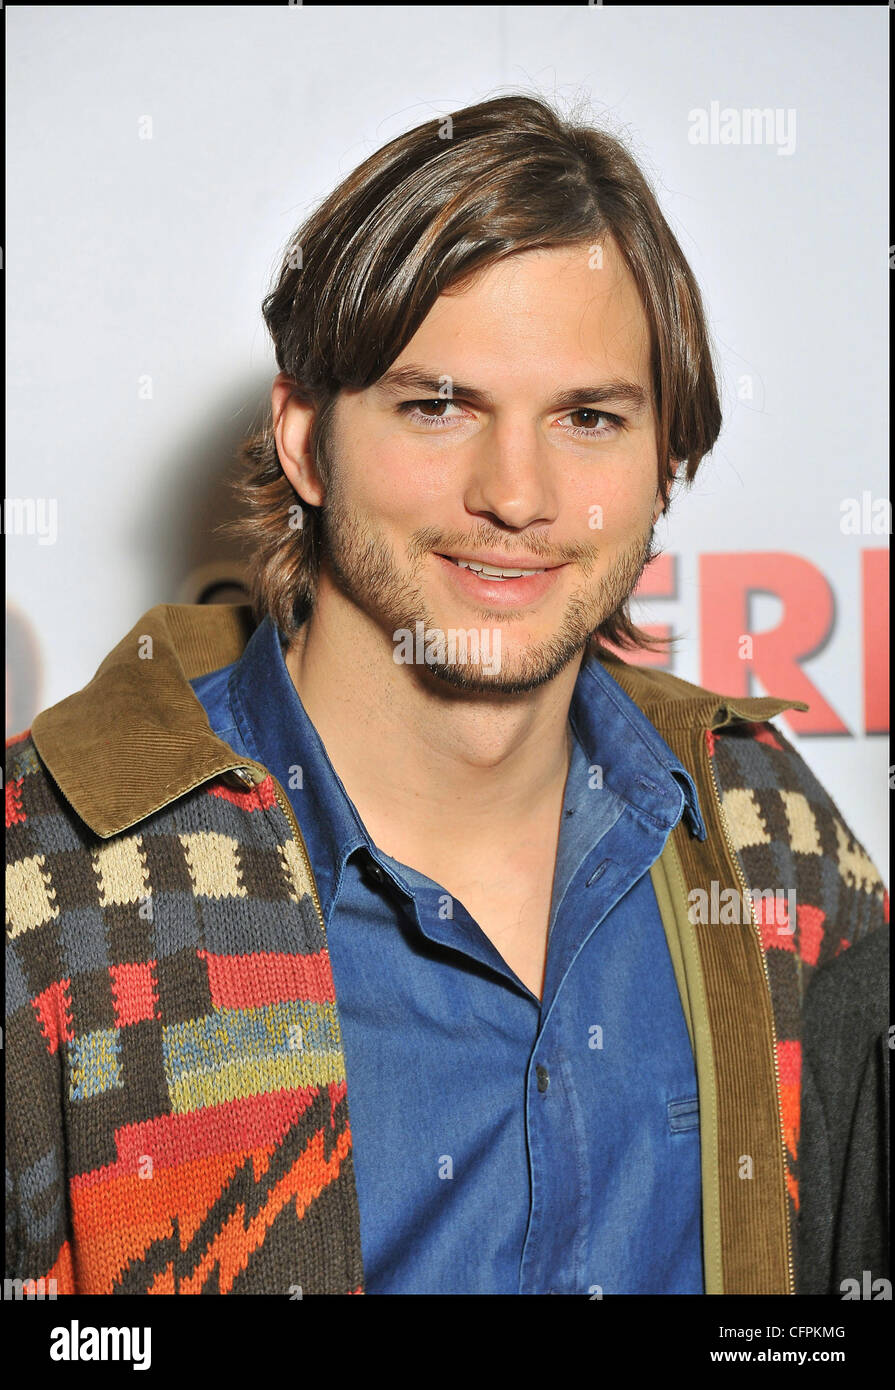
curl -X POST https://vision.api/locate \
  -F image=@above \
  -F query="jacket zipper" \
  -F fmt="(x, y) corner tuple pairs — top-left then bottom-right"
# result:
(704, 734), (795, 1296)
(229, 763), (326, 935)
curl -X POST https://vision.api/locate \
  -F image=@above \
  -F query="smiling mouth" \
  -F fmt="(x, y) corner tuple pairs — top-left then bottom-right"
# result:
(437, 554), (561, 581)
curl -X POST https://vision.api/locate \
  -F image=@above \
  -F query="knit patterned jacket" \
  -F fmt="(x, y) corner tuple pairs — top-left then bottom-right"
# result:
(5, 604), (888, 1295)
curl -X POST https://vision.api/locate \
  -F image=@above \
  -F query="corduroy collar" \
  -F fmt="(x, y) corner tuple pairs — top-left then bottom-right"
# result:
(29, 602), (808, 840)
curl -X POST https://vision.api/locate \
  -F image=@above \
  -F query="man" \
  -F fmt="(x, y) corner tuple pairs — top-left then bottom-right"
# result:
(5, 94), (888, 1297)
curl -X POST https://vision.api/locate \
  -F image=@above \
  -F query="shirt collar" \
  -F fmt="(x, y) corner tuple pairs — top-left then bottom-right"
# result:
(226, 615), (372, 919)
(573, 648), (706, 841)
(228, 617), (706, 920)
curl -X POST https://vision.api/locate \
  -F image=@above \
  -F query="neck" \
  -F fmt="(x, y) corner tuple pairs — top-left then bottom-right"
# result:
(283, 587), (582, 855)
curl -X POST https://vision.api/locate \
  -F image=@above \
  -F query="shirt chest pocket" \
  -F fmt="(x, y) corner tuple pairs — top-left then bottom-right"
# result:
(667, 1095), (699, 1133)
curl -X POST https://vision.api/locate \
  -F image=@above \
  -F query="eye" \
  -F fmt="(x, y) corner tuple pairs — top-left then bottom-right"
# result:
(557, 408), (625, 440)
(396, 399), (466, 428)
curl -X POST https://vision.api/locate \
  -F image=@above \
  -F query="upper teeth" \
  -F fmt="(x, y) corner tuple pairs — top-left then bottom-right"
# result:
(455, 560), (545, 578)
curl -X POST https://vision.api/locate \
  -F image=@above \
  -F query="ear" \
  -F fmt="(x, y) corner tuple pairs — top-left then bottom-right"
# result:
(652, 459), (680, 524)
(271, 372), (325, 507)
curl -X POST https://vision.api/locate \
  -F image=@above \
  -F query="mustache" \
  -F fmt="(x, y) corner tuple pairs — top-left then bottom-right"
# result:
(407, 525), (605, 569)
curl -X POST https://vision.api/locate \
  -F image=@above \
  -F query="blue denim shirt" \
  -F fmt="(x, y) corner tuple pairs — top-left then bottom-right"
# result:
(190, 615), (707, 1294)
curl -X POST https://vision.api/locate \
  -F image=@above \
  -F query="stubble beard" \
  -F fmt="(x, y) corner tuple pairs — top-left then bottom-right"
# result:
(318, 479), (657, 696)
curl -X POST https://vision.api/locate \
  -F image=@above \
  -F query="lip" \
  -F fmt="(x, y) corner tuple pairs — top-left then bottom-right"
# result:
(433, 551), (566, 608)
(436, 551), (563, 571)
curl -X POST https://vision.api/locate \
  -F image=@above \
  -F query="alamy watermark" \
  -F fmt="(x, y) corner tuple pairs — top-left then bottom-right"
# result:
(3, 1276), (57, 1300)
(688, 883), (796, 930)
(688, 102), (796, 156)
(3, 497), (58, 545)
(393, 620), (502, 675)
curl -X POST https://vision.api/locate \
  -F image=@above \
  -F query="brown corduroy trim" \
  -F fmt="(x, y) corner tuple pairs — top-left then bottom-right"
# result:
(667, 727), (792, 1294)
(650, 837), (725, 1294)
(31, 604), (259, 838)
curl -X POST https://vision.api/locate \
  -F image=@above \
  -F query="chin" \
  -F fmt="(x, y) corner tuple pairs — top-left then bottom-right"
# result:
(418, 640), (586, 696)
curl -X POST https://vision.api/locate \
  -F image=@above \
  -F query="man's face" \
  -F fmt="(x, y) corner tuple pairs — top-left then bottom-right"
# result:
(316, 237), (663, 693)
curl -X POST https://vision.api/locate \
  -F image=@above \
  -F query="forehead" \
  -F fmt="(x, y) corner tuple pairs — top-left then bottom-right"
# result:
(406, 237), (651, 380)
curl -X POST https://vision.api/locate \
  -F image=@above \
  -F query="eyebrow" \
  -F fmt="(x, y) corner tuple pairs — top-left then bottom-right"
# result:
(373, 363), (651, 415)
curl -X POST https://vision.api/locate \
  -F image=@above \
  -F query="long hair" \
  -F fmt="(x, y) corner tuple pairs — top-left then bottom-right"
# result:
(221, 91), (722, 654)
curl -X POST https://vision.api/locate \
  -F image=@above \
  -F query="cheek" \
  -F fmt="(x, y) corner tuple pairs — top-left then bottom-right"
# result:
(355, 434), (458, 518)
(567, 469), (654, 545)
(335, 424), (414, 509)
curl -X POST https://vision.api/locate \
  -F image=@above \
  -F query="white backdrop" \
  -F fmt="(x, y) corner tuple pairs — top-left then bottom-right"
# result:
(6, 5), (889, 876)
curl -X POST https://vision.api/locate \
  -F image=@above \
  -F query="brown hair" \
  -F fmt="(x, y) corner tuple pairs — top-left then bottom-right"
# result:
(222, 91), (722, 654)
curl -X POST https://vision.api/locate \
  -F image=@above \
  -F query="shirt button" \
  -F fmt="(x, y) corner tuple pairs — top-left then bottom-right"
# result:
(536, 1065), (550, 1093)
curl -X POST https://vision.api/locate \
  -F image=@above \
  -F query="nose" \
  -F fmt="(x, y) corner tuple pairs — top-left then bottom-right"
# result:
(462, 422), (559, 531)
